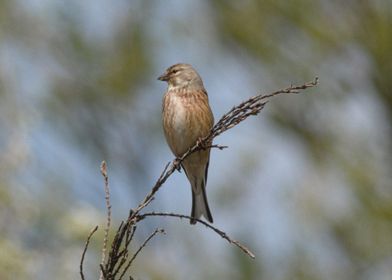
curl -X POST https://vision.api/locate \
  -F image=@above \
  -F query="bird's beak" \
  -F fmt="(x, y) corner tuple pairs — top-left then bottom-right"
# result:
(157, 73), (169, 81)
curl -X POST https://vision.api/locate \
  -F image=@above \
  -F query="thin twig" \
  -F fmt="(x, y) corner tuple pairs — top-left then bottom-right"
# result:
(134, 162), (171, 213)
(102, 221), (137, 278)
(137, 212), (255, 259)
(111, 224), (137, 278)
(80, 225), (99, 280)
(100, 264), (108, 280)
(206, 144), (228, 150)
(100, 161), (112, 280)
(118, 228), (165, 280)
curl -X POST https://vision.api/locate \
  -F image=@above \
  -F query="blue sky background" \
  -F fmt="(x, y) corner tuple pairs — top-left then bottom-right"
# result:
(1, 1), (391, 279)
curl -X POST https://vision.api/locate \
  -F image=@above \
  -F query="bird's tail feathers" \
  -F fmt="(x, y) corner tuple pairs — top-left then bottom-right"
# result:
(190, 184), (213, 224)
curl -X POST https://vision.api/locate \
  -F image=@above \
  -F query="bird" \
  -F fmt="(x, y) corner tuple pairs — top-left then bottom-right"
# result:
(158, 63), (214, 224)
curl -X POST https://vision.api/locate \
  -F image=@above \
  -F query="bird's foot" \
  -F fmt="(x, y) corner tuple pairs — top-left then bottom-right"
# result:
(173, 158), (182, 172)
(196, 137), (207, 150)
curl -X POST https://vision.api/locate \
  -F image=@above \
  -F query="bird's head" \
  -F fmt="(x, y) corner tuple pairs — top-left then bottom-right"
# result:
(158, 63), (204, 90)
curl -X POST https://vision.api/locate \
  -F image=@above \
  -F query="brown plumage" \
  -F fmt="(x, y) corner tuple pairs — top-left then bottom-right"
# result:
(159, 63), (214, 224)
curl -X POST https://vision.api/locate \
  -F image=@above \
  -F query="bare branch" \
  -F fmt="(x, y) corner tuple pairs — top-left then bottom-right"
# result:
(208, 77), (319, 140)
(111, 224), (137, 278)
(118, 228), (165, 280)
(137, 212), (255, 259)
(80, 225), (99, 280)
(100, 161), (112, 280)
(80, 78), (318, 279)
(134, 162), (171, 213)
(103, 221), (137, 279)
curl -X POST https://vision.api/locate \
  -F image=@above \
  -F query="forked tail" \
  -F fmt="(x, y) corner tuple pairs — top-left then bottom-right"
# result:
(190, 185), (213, 224)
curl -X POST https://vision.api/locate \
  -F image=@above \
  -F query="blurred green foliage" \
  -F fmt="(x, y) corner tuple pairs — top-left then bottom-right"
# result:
(212, 1), (392, 279)
(0, 0), (391, 279)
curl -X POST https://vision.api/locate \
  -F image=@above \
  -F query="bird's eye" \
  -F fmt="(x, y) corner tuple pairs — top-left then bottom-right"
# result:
(171, 69), (179, 74)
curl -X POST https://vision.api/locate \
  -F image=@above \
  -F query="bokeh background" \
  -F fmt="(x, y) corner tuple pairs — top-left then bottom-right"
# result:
(1, 1), (392, 279)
